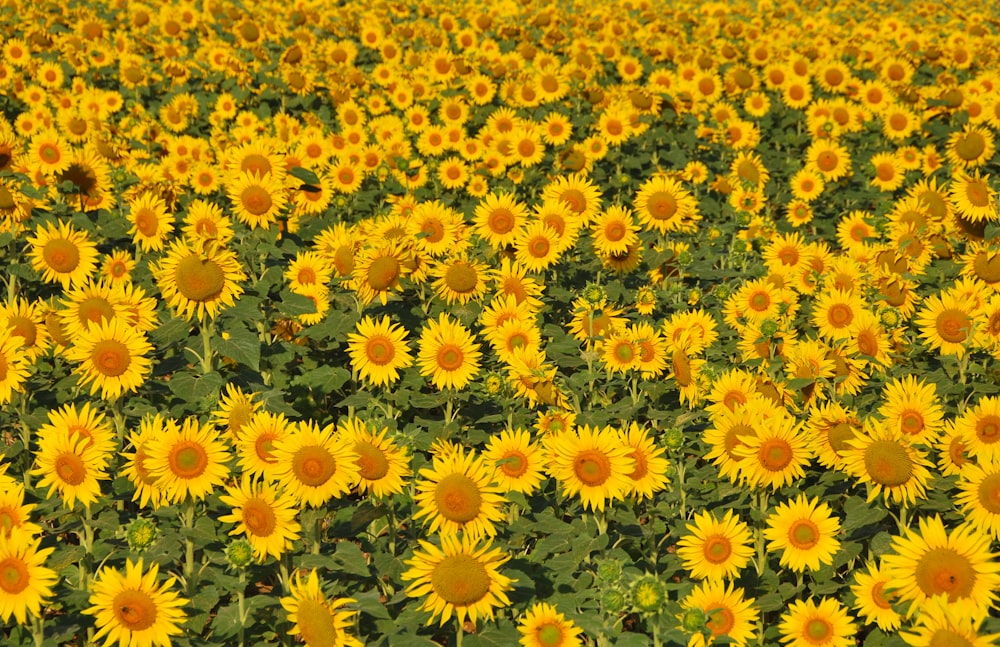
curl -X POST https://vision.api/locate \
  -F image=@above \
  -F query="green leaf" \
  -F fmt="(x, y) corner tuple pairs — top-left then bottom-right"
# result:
(211, 603), (242, 639)
(354, 588), (391, 620)
(288, 166), (320, 185)
(277, 289), (320, 316)
(216, 324), (262, 371)
(150, 316), (191, 346)
(332, 541), (370, 577)
(292, 366), (350, 391)
(169, 370), (225, 403)
(841, 496), (888, 536)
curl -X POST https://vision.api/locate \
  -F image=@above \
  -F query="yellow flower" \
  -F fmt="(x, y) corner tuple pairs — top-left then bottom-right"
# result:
(85, 558), (188, 647)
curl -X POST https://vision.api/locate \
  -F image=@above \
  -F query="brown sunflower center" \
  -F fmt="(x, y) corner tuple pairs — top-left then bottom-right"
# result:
(977, 472), (1000, 514)
(487, 208), (515, 234)
(899, 410), (924, 436)
(500, 450), (528, 477)
(436, 345), (465, 372)
(707, 607), (735, 636)
(242, 497), (277, 537)
(134, 208), (160, 237)
(444, 262), (478, 294)
(355, 442), (389, 481)
(936, 308), (970, 344)
(527, 235), (552, 259)
(856, 330), (879, 357)
(254, 433), (277, 463)
(0, 557), (28, 594)
(241, 154), (271, 177)
(435, 474), (482, 523)
(296, 599), (339, 647)
(91, 339), (131, 377)
(431, 554), (491, 606)
(914, 547), (976, 602)
(758, 438), (792, 471)
(292, 445), (336, 487)
(827, 303), (853, 328)
(55, 452), (87, 485)
(975, 415), (1000, 444)
(169, 441), (208, 479)
(789, 519), (819, 549)
(559, 189), (586, 214)
(574, 449), (612, 486)
(43, 238), (80, 273)
(365, 336), (395, 365)
(704, 535), (732, 564)
(955, 132), (986, 161)
(828, 423), (857, 455)
(175, 255), (226, 302)
(973, 252), (1000, 284)
(965, 179), (990, 208)
(645, 191), (677, 220)
(864, 439), (912, 487)
(748, 291), (771, 312)
(805, 618), (833, 643)
(537, 622), (565, 647)
(241, 185), (273, 216)
(604, 221), (627, 242)
(366, 256), (400, 291)
(816, 151), (839, 172)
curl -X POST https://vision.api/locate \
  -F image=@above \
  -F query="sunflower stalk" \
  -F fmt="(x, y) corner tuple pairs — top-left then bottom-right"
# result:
(30, 612), (44, 647)
(200, 316), (215, 374)
(238, 568), (247, 647)
(183, 497), (197, 595)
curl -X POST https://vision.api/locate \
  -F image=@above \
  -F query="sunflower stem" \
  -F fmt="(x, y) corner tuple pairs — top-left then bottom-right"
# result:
(30, 611), (43, 647)
(238, 568), (247, 647)
(200, 316), (215, 374)
(184, 497), (197, 595)
(455, 618), (464, 647)
(78, 506), (95, 591)
(312, 513), (323, 555)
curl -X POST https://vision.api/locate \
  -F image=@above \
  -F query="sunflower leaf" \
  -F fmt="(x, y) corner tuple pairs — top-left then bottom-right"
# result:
(215, 324), (261, 371)
(288, 166), (320, 186)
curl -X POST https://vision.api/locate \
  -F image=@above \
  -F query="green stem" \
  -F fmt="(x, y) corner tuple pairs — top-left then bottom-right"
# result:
(312, 513), (323, 555)
(184, 497), (196, 595)
(456, 618), (464, 647)
(238, 569), (247, 647)
(31, 611), (43, 647)
(386, 500), (397, 557)
(676, 460), (687, 520)
(79, 507), (95, 591)
(200, 316), (215, 374)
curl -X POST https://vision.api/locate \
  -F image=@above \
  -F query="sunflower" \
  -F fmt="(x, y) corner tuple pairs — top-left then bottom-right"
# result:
(954, 395), (1000, 463)
(431, 256), (492, 306)
(955, 458), (1000, 540)
(31, 425), (109, 510)
(878, 376), (944, 446)
(64, 318), (153, 400)
(806, 139), (852, 181)
(232, 411), (289, 482)
(416, 313), (482, 391)
(218, 476), (301, 562)
(805, 402), (861, 470)
(346, 315), (413, 388)
(631, 322), (668, 378)
(473, 191), (528, 249)
(337, 417), (410, 499)
(849, 561), (901, 631)
(764, 494), (842, 573)
(915, 291), (980, 359)
(812, 289), (864, 342)
(402, 533), (514, 627)
(272, 421), (359, 508)
(703, 399), (772, 484)
(482, 428), (545, 495)
(518, 602), (584, 647)
(883, 515), (1000, 619)
(29, 130), (71, 175)
(0, 531), (57, 625)
(56, 281), (124, 340)
(515, 221), (563, 273)
(144, 417), (231, 505)
(790, 168), (825, 202)
(84, 558), (188, 647)
(120, 415), (171, 510)
(842, 422), (933, 506)
(633, 174), (698, 233)
(0, 485), (42, 538)
(546, 425), (635, 512)
(351, 242), (409, 306)
(590, 205), (639, 257)
(0, 331), (30, 406)
(181, 200), (235, 249)
(37, 401), (115, 458)
(899, 595), (1000, 647)
(280, 570), (362, 647)
(778, 598), (857, 647)
(950, 171), (998, 223)
(227, 170), (287, 229)
(947, 125), (996, 169)
(617, 423), (669, 501)
(732, 413), (812, 491)
(676, 509), (754, 581)
(127, 192), (173, 252)
(600, 330), (639, 375)
(486, 318), (541, 364)
(542, 173), (603, 225)
(848, 310), (893, 368)
(284, 251), (334, 295)
(408, 200), (464, 257)
(27, 220), (99, 289)
(680, 581), (759, 647)
(154, 239), (246, 321)
(413, 446), (506, 540)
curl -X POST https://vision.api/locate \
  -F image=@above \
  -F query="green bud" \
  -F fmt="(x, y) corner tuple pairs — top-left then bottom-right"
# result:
(596, 558), (623, 582)
(601, 588), (628, 613)
(581, 283), (607, 306)
(713, 284), (731, 299)
(680, 607), (707, 633)
(759, 319), (779, 338)
(663, 427), (684, 450)
(631, 575), (667, 613)
(676, 251), (693, 267)
(226, 538), (255, 569)
(126, 517), (158, 551)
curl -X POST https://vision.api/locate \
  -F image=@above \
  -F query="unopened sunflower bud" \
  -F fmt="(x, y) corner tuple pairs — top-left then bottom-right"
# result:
(631, 574), (666, 613)
(680, 607), (707, 633)
(226, 538), (255, 569)
(126, 517), (157, 551)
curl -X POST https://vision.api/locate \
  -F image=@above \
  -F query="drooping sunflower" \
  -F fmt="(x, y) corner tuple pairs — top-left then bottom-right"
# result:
(338, 416), (410, 499)
(778, 597), (857, 647)
(402, 533), (514, 627)
(27, 220), (99, 289)
(518, 602), (585, 647)
(413, 446), (506, 541)
(878, 376), (944, 446)
(218, 476), (301, 563)
(680, 580), (759, 647)
(849, 561), (901, 631)
(676, 509), (754, 581)
(546, 424), (635, 512)
(482, 428), (546, 495)
(280, 570), (363, 647)
(842, 422), (933, 506)
(882, 515), (1000, 619)
(84, 558), (188, 647)
(763, 494), (842, 573)
(272, 421), (359, 508)
(30, 426), (109, 511)
(0, 531), (57, 625)
(416, 313), (482, 391)
(144, 417), (231, 505)
(153, 239), (246, 321)
(65, 317), (153, 400)
(346, 315), (413, 388)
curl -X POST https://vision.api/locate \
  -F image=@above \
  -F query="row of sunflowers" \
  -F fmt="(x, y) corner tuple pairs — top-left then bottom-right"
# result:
(2, 0), (1000, 646)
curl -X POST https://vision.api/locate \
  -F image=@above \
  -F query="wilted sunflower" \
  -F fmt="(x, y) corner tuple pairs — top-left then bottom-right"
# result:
(84, 558), (188, 647)
(27, 220), (99, 289)
(413, 446), (506, 541)
(65, 318), (153, 400)
(402, 533), (514, 627)
(153, 239), (246, 321)
(280, 570), (362, 647)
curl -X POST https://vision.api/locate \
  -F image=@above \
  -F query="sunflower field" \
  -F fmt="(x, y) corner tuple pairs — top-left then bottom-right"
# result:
(3, 0), (1000, 646)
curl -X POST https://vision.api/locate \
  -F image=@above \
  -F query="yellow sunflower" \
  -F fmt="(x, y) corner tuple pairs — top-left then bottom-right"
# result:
(351, 242), (409, 306)
(483, 428), (545, 495)
(30, 426), (108, 511)
(346, 315), (413, 388)
(950, 171), (998, 223)
(473, 191), (528, 249)
(849, 561), (901, 631)
(899, 595), (1000, 647)
(0, 297), (50, 362)
(633, 175), (698, 233)
(227, 170), (288, 229)
(430, 256), (492, 306)
(878, 376), (944, 446)
(676, 509), (754, 581)
(416, 313), (482, 391)
(144, 417), (231, 505)
(546, 424), (635, 512)
(778, 597), (857, 647)
(402, 533), (514, 627)
(915, 291), (980, 359)
(955, 458), (1000, 540)
(153, 239), (247, 321)
(842, 422), (933, 506)
(518, 602), (585, 647)
(514, 221), (564, 273)
(65, 318), (153, 400)
(413, 446), (506, 541)
(764, 494), (842, 573)
(882, 515), (1000, 619)
(619, 422), (670, 502)
(732, 413), (813, 491)
(120, 415), (171, 510)
(337, 416), (410, 499)
(27, 220), (99, 289)
(680, 580), (759, 647)
(127, 192), (173, 252)
(0, 485), (43, 538)
(0, 330), (30, 406)
(84, 558), (188, 647)
(280, 570), (362, 647)
(0, 531), (57, 625)
(542, 173), (603, 225)
(272, 421), (359, 508)
(955, 395), (1000, 463)
(218, 476), (301, 563)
